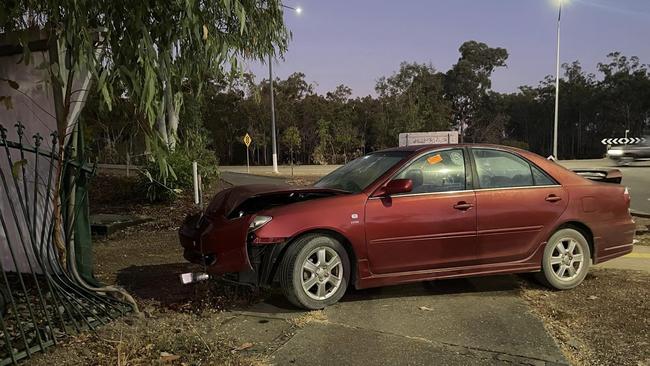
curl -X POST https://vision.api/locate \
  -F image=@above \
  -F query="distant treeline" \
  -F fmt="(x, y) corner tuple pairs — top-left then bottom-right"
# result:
(84, 41), (650, 165)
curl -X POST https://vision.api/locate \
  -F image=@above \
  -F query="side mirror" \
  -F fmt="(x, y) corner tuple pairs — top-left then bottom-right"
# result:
(375, 179), (413, 197)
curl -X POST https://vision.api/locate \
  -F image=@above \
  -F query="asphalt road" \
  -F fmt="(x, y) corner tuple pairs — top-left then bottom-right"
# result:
(560, 159), (650, 215)
(221, 158), (650, 215)
(220, 171), (287, 186)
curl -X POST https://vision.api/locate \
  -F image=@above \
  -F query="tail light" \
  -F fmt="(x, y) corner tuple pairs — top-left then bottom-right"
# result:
(624, 187), (632, 213)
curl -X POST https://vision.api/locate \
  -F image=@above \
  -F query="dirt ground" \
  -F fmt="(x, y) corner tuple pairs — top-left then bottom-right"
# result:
(30, 178), (271, 365)
(521, 268), (650, 366)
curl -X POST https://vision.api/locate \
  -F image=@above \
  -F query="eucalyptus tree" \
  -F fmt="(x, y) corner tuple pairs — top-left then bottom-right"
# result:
(2, 0), (289, 276)
(375, 62), (451, 146)
(2, 0), (290, 153)
(445, 41), (508, 142)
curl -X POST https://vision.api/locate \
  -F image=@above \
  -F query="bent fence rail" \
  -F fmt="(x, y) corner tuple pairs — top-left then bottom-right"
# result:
(0, 122), (130, 365)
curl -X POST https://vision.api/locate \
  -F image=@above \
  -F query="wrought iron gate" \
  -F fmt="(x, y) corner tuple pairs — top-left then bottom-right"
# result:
(0, 122), (131, 364)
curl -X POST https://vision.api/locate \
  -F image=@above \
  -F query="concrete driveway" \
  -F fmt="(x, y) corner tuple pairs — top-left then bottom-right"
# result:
(219, 171), (568, 365)
(226, 276), (566, 365)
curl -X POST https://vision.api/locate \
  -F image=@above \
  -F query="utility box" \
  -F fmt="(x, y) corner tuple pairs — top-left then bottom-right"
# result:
(398, 131), (459, 147)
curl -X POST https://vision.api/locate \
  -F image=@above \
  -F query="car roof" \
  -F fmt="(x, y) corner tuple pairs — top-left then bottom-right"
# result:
(377, 143), (518, 154)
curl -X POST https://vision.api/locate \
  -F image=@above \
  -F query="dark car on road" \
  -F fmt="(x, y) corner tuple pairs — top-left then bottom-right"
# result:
(607, 139), (650, 165)
(180, 144), (636, 309)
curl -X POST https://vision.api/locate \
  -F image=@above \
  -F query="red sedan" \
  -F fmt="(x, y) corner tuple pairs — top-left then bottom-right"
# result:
(180, 144), (636, 309)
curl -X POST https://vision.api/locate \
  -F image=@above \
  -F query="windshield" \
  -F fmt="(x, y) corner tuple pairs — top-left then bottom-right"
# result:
(313, 151), (409, 193)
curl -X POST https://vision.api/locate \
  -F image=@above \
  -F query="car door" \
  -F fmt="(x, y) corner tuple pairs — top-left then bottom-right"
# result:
(470, 148), (568, 264)
(365, 148), (477, 274)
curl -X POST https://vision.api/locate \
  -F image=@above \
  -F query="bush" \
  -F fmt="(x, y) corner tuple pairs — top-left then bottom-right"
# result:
(138, 138), (219, 202)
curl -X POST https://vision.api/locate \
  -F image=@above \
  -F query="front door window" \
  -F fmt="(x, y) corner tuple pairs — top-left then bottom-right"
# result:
(393, 149), (466, 194)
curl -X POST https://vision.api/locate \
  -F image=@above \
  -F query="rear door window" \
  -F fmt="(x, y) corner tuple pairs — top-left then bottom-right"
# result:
(472, 149), (542, 189)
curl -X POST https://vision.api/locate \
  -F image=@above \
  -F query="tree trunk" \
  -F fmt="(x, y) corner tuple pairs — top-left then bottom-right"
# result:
(165, 82), (180, 151)
(156, 93), (169, 147)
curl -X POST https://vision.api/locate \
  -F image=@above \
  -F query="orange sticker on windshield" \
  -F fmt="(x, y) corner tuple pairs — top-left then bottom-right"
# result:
(427, 154), (443, 165)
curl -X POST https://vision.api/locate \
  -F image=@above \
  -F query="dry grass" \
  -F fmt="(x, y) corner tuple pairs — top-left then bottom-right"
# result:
(29, 179), (268, 365)
(30, 308), (267, 366)
(521, 269), (650, 366)
(288, 310), (327, 328)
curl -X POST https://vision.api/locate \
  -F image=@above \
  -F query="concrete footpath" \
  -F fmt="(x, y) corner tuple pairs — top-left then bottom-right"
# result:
(227, 277), (568, 366)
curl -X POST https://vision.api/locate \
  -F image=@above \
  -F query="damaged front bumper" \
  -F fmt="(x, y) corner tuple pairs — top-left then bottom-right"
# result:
(179, 213), (287, 287)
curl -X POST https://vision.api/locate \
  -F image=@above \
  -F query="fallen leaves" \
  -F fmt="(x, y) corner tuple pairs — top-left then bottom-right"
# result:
(231, 342), (254, 353)
(160, 351), (181, 363)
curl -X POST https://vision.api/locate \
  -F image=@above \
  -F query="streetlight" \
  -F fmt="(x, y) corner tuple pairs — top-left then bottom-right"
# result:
(552, 0), (567, 159)
(269, 4), (302, 174)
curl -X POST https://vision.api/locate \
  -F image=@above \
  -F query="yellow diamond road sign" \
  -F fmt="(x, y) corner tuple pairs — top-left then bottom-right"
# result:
(243, 133), (252, 147)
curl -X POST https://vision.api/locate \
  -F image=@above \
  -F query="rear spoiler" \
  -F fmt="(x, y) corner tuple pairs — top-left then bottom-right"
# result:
(570, 169), (622, 184)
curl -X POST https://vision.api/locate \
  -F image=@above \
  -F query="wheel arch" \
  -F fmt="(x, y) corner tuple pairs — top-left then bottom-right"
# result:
(267, 228), (358, 287)
(553, 220), (595, 260)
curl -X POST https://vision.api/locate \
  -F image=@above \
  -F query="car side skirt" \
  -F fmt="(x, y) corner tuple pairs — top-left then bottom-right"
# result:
(355, 243), (545, 289)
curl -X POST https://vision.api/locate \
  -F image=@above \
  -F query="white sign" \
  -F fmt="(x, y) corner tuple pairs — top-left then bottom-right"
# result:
(600, 137), (646, 145)
(398, 131), (459, 147)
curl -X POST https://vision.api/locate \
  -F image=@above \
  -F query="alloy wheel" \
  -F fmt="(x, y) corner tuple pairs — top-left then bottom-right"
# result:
(549, 238), (585, 282)
(300, 247), (343, 300)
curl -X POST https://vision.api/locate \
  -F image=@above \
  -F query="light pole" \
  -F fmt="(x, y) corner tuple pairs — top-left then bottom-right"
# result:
(552, 0), (565, 159)
(269, 4), (302, 174)
(269, 55), (278, 173)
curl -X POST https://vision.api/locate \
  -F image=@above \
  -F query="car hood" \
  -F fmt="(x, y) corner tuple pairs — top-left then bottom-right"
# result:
(205, 184), (348, 218)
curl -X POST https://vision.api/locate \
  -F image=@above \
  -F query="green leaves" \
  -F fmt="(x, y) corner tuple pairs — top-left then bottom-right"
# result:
(7, 0), (290, 172)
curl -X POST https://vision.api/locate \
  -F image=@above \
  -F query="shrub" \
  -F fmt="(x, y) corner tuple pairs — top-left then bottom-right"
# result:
(138, 138), (219, 203)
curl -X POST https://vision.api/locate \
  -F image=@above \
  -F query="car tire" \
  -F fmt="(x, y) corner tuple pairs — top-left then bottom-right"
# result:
(536, 228), (591, 290)
(279, 234), (350, 310)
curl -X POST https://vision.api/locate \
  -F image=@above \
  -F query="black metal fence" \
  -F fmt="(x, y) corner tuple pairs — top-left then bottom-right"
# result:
(0, 122), (131, 364)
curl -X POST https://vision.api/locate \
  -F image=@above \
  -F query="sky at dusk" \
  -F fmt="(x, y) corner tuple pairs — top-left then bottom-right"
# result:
(245, 0), (650, 97)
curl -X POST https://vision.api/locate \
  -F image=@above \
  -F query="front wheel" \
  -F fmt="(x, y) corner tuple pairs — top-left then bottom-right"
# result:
(279, 234), (350, 310)
(536, 228), (591, 290)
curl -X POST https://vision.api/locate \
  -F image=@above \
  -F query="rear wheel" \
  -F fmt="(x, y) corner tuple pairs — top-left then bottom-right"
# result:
(536, 228), (591, 290)
(279, 234), (350, 310)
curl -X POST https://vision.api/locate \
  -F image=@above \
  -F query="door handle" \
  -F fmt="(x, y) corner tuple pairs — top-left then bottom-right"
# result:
(453, 202), (473, 210)
(545, 194), (562, 202)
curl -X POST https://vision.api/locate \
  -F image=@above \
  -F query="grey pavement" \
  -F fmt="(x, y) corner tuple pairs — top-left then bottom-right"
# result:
(220, 165), (341, 176)
(233, 277), (567, 365)
(220, 171), (288, 186)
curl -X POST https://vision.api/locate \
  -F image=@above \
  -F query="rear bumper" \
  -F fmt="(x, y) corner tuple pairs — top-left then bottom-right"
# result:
(596, 242), (634, 263)
(593, 218), (636, 264)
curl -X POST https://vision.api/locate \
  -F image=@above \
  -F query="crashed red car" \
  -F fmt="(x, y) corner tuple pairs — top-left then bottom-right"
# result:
(180, 144), (636, 309)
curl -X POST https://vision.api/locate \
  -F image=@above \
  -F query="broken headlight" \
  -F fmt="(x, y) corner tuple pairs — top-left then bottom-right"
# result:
(249, 215), (272, 232)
